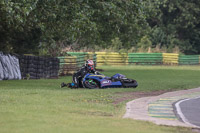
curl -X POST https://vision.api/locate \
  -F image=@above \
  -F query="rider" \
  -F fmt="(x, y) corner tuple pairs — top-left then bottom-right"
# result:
(61, 59), (100, 88)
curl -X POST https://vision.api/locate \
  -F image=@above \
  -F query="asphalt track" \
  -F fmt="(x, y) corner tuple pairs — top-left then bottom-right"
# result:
(175, 97), (200, 128)
(123, 87), (200, 129)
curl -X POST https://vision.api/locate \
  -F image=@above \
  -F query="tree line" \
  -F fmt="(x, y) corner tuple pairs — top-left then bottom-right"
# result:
(0, 0), (200, 56)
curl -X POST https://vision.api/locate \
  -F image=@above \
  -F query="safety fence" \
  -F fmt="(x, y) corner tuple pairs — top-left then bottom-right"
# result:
(128, 53), (163, 65)
(0, 52), (21, 80)
(1, 51), (200, 79)
(179, 55), (199, 65)
(58, 52), (97, 75)
(162, 53), (179, 65)
(58, 56), (77, 75)
(19, 55), (59, 79)
(67, 52), (96, 67)
(59, 53), (200, 73)
(96, 52), (128, 66)
(0, 51), (60, 80)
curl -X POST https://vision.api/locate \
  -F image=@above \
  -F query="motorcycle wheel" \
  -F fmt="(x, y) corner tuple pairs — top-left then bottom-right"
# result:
(121, 79), (138, 88)
(83, 79), (99, 89)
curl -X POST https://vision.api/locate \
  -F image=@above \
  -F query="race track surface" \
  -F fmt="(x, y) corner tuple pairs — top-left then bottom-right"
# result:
(123, 87), (200, 129)
(176, 97), (200, 127)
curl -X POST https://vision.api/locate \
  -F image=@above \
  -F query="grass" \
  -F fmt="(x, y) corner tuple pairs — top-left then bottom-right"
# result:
(0, 65), (200, 133)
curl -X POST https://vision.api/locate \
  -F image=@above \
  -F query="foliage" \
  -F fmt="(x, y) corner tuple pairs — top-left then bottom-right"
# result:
(0, 0), (42, 53)
(0, 0), (145, 55)
(109, 37), (123, 52)
(137, 35), (152, 52)
(145, 0), (200, 54)
(0, 0), (200, 55)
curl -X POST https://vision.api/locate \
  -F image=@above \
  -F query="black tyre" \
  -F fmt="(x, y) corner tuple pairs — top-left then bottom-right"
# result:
(83, 79), (99, 89)
(122, 79), (138, 88)
(131, 80), (138, 88)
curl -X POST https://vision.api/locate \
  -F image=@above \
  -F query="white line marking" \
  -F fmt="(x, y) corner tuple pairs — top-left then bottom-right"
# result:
(175, 96), (200, 128)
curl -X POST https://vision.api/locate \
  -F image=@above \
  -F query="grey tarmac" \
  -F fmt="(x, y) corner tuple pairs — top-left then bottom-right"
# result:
(175, 97), (200, 127)
(123, 87), (200, 129)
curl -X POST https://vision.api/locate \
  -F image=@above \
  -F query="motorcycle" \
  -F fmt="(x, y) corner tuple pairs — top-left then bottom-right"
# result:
(82, 73), (138, 89)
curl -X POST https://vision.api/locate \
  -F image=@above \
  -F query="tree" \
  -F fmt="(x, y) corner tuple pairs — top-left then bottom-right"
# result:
(144, 0), (200, 54)
(0, 0), (147, 55)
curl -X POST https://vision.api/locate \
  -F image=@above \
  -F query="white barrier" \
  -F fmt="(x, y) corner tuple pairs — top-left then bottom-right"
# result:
(0, 52), (21, 80)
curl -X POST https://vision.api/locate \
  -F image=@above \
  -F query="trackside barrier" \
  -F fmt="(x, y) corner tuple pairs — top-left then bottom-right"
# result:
(58, 52), (200, 75)
(199, 55), (200, 64)
(95, 52), (128, 66)
(162, 53), (179, 65)
(58, 52), (97, 75)
(128, 53), (162, 65)
(0, 52), (21, 80)
(87, 52), (97, 63)
(19, 55), (59, 79)
(67, 52), (97, 67)
(67, 52), (87, 67)
(179, 55), (199, 65)
(58, 56), (77, 75)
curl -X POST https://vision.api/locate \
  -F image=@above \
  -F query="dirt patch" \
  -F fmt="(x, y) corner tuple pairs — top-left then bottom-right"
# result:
(113, 90), (172, 104)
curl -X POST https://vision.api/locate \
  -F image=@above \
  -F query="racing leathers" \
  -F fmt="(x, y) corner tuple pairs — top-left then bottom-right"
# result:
(72, 66), (100, 88)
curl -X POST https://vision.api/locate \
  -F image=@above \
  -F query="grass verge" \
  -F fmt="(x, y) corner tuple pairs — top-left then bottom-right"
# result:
(0, 66), (200, 133)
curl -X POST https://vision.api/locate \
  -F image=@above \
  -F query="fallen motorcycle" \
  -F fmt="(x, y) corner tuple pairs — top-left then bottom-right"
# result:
(82, 73), (138, 89)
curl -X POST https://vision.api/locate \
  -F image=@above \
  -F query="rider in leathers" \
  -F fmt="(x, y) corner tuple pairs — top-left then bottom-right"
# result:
(61, 59), (100, 88)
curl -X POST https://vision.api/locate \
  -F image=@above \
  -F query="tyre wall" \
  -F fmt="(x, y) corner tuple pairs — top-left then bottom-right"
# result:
(58, 52), (97, 75)
(96, 52), (128, 66)
(58, 56), (77, 75)
(179, 55), (199, 65)
(19, 55), (59, 79)
(162, 53), (179, 65)
(63, 52), (200, 67)
(128, 53), (163, 65)
(67, 52), (97, 67)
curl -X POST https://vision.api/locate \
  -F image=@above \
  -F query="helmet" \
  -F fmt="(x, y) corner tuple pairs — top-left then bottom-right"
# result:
(85, 59), (94, 71)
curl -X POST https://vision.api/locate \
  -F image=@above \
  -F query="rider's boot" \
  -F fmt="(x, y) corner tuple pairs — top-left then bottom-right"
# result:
(68, 83), (78, 88)
(61, 82), (78, 88)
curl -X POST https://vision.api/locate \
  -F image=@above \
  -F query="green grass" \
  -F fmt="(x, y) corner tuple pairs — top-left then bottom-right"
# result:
(1, 66), (200, 133)
(100, 65), (200, 91)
